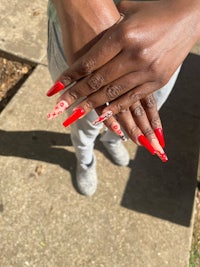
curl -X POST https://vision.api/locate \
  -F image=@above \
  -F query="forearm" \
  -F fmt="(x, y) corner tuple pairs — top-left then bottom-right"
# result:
(52, 0), (120, 64)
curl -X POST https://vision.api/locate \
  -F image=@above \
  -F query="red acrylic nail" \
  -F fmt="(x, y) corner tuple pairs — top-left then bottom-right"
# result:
(63, 107), (85, 127)
(138, 135), (156, 155)
(156, 151), (168, 162)
(154, 128), (165, 148)
(46, 81), (65, 97)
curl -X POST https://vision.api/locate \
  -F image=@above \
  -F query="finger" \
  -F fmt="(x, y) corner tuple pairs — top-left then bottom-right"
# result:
(46, 26), (122, 97)
(52, 70), (147, 117)
(116, 109), (157, 155)
(60, 99), (110, 128)
(130, 101), (168, 162)
(141, 94), (165, 148)
(55, 82), (153, 130)
(94, 105), (127, 141)
(50, 82), (152, 128)
(85, 50), (135, 92)
(100, 82), (157, 115)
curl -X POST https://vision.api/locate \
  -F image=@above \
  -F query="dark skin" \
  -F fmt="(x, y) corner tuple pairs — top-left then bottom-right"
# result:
(48, 0), (165, 150)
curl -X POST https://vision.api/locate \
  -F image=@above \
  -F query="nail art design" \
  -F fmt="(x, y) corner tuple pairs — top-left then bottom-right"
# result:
(150, 138), (168, 162)
(46, 81), (65, 97)
(111, 122), (127, 142)
(63, 107), (85, 127)
(92, 111), (113, 126)
(156, 151), (168, 162)
(154, 128), (165, 148)
(138, 135), (156, 155)
(47, 100), (69, 120)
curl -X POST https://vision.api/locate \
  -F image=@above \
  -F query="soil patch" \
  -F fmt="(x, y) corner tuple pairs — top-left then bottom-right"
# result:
(0, 51), (35, 112)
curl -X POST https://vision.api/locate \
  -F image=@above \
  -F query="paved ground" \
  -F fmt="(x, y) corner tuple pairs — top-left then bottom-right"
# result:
(0, 1), (200, 267)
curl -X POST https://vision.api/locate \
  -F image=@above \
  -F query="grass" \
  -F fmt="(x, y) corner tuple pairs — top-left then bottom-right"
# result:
(189, 183), (200, 267)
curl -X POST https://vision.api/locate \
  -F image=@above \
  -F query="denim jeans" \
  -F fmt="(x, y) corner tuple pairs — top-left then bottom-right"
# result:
(47, 18), (181, 165)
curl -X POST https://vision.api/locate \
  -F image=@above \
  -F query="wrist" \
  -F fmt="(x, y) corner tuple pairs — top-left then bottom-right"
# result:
(53, 0), (120, 32)
(52, 0), (120, 63)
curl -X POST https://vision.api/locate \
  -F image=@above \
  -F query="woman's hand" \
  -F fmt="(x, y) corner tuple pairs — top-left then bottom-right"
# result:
(47, 92), (167, 162)
(47, 0), (200, 106)
(47, 0), (173, 161)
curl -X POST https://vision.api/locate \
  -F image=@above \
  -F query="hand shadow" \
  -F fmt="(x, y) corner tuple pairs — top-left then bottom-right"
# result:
(121, 53), (200, 226)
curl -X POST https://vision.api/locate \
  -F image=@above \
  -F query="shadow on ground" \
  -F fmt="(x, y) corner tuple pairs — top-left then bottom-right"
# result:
(0, 53), (199, 226)
(121, 53), (200, 226)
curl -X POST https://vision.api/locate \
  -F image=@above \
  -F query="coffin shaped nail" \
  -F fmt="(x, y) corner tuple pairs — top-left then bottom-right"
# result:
(63, 107), (85, 127)
(47, 100), (69, 120)
(46, 81), (65, 97)
(150, 138), (168, 162)
(138, 135), (156, 155)
(154, 128), (165, 148)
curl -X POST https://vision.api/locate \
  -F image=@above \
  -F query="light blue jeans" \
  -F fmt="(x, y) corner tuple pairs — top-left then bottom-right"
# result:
(47, 18), (181, 165)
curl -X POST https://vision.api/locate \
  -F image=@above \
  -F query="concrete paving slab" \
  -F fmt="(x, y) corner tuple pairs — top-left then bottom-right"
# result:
(0, 0), (200, 265)
(0, 55), (199, 266)
(0, 0), (48, 64)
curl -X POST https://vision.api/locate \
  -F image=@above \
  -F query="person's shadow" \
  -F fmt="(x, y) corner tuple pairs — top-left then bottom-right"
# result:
(121, 53), (200, 226)
(0, 53), (199, 226)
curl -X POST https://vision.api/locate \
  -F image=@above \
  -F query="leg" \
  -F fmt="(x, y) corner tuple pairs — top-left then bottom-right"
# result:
(47, 18), (100, 195)
(154, 66), (182, 110)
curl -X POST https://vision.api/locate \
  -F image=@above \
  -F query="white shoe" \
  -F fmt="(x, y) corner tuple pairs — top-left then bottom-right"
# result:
(101, 140), (130, 166)
(76, 156), (97, 196)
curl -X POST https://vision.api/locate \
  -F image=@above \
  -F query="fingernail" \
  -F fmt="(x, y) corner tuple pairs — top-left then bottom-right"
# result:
(156, 152), (168, 162)
(63, 107), (85, 127)
(92, 110), (113, 126)
(150, 138), (168, 162)
(46, 81), (65, 97)
(154, 128), (165, 148)
(111, 122), (127, 142)
(138, 135), (156, 155)
(47, 100), (69, 120)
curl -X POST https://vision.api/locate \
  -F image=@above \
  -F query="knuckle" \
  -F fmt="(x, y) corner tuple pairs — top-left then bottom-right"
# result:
(120, 24), (135, 46)
(136, 47), (149, 63)
(128, 126), (140, 142)
(149, 60), (169, 87)
(87, 73), (104, 91)
(128, 125), (137, 136)
(105, 84), (122, 100)
(143, 127), (154, 137)
(116, 103), (127, 113)
(133, 105), (144, 117)
(60, 74), (72, 86)
(129, 92), (144, 104)
(143, 95), (156, 109)
(79, 58), (96, 76)
(68, 89), (79, 100)
(83, 99), (94, 111)
(151, 116), (161, 128)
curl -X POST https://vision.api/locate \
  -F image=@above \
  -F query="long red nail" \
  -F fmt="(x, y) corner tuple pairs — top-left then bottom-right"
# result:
(156, 151), (168, 162)
(63, 107), (85, 127)
(154, 128), (165, 148)
(46, 81), (65, 97)
(150, 138), (168, 162)
(138, 135), (156, 155)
